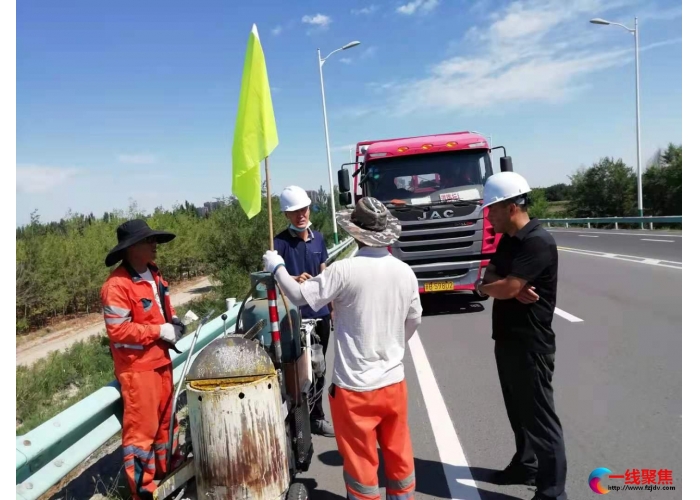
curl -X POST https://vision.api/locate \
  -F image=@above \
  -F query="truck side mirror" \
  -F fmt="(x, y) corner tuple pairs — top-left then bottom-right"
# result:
(338, 169), (351, 193)
(339, 192), (352, 206)
(500, 156), (513, 172)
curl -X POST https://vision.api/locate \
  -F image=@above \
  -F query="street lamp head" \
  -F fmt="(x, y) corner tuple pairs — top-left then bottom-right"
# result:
(590, 18), (611, 25)
(342, 41), (361, 50)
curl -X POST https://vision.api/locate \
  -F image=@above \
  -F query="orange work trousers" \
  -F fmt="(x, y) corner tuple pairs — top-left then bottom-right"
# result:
(329, 379), (416, 500)
(118, 365), (180, 500)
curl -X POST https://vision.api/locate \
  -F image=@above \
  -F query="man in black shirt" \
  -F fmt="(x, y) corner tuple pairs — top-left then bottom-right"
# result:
(475, 172), (568, 500)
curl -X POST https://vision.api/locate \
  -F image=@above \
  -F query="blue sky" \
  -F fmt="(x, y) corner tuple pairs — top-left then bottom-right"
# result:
(16, 0), (682, 226)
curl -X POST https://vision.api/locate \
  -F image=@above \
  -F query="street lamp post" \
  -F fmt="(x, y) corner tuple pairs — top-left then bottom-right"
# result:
(317, 40), (361, 244)
(591, 17), (644, 227)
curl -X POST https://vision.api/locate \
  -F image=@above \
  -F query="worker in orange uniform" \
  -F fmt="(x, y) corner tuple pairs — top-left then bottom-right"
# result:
(101, 219), (185, 500)
(264, 197), (422, 500)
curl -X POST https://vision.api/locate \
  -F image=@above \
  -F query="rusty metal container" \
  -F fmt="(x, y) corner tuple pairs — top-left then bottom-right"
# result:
(185, 336), (289, 499)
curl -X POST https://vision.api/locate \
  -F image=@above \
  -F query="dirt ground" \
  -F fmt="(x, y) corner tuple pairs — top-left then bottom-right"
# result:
(16, 276), (213, 367)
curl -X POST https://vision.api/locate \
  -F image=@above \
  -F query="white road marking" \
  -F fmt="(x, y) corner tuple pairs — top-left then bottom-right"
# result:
(558, 246), (682, 269)
(409, 332), (481, 499)
(554, 307), (584, 323)
(548, 230), (681, 238)
(579, 235), (599, 238)
(640, 239), (674, 243)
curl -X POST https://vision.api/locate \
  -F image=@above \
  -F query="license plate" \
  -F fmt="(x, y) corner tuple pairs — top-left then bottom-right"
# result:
(424, 281), (454, 292)
(440, 192), (460, 202)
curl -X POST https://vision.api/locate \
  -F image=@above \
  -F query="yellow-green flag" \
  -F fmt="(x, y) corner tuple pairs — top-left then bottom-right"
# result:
(232, 24), (278, 218)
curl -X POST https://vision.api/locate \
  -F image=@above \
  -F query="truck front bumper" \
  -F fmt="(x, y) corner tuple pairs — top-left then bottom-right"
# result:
(414, 259), (490, 294)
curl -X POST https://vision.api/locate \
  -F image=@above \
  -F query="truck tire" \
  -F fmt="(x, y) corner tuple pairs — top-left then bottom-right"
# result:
(287, 482), (309, 500)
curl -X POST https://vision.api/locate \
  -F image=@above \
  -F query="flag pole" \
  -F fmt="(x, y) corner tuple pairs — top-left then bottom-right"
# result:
(265, 156), (274, 250)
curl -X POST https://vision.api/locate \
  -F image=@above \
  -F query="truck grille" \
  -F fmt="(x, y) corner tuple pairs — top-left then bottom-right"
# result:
(401, 241), (474, 253)
(415, 268), (472, 280)
(405, 254), (492, 267)
(400, 229), (476, 242)
(401, 220), (478, 231)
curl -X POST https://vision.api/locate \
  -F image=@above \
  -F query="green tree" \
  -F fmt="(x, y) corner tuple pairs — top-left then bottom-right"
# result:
(204, 194), (288, 301)
(527, 188), (550, 219)
(543, 183), (573, 202)
(643, 143), (682, 216)
(568, 157), (637, 218)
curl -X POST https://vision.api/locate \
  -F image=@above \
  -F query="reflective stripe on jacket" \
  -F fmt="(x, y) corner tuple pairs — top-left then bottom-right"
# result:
(100, 262), (176, 375)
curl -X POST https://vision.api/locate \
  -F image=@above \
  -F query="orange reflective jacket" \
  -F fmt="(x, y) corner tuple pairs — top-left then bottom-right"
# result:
(100, 262), (176, 375)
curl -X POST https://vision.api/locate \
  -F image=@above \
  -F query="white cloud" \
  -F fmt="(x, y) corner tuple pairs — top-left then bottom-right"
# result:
(640, 37), (682, 53)
(337, 107), (374, 119)
(16, 165), (79, 194)
(397, 0), (439, 15)
(118, 154), (157, 165)
(379, 0), (655, 115)
(352, 5), (379, 15)
(368, 81), (397, 91)
(361, 47), (377, 59)
(640, 5), (682, 21)
(272, 25), (283, 36)
(339, 58), (353, 64)
(302, 14), (332, 28)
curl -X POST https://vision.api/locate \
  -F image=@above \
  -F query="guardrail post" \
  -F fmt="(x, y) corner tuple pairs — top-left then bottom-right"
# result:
(565, 223), (569, 228)
(615, 222), (619, 230)
(587, 222), (591, 229)
(650, 222), (654, 230)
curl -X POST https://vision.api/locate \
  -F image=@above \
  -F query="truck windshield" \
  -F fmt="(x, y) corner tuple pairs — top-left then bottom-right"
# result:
(364, 149), (492, 203)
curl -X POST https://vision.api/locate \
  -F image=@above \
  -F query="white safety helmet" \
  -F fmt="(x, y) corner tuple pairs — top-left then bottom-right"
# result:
(280, 185), (312, 212)
(480, 171), (531, 211)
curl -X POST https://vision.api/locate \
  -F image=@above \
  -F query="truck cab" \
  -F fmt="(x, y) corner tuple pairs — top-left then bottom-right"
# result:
(337, 131), (513, 295)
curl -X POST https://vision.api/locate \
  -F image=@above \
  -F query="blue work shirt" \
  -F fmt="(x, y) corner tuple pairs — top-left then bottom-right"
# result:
(274, 228), (331, 319)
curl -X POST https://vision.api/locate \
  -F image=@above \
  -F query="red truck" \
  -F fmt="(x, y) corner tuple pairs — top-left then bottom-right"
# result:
(337, 130), (514, 296)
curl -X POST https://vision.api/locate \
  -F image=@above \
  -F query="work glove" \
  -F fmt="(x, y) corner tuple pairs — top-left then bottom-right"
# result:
(263, 250), (286, 275)
(159, 323), (179, 345)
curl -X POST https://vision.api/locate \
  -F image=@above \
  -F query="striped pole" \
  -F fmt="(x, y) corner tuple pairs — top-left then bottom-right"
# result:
(266, 280), (284, 365)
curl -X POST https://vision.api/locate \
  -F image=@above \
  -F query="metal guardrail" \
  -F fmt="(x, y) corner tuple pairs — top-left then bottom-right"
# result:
(541, 216), (681, 229)
(15, 237), (354, 500)
(327, 235), (354, 260)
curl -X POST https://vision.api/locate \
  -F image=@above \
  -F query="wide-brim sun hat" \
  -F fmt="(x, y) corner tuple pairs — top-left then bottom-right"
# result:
(105, 219), (176, 267)
(336, 197), (401, 247)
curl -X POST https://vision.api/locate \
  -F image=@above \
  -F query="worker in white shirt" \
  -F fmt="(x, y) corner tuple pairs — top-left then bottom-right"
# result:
(263, 197), (422, 500)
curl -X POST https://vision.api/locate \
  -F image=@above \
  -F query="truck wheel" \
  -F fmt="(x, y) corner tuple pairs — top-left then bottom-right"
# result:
(287, 482), (309, 500)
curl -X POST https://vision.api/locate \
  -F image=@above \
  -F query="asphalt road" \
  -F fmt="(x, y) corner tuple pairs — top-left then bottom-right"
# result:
(546, 228), (682, 263)
(295, 230), (682, 500)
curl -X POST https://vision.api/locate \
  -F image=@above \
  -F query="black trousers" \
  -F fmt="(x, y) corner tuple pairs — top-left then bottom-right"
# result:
(495, 341), (568, 500)
(310, 315), (332, 421)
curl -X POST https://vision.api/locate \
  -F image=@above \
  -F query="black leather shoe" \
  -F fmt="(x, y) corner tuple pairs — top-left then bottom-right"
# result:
(494, 462), (537, 486)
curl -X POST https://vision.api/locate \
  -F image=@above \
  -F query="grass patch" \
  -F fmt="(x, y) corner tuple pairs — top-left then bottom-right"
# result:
(548, 201), (570, 215)
(16, 335), (115, 435)
(173, 293), (227, 328)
